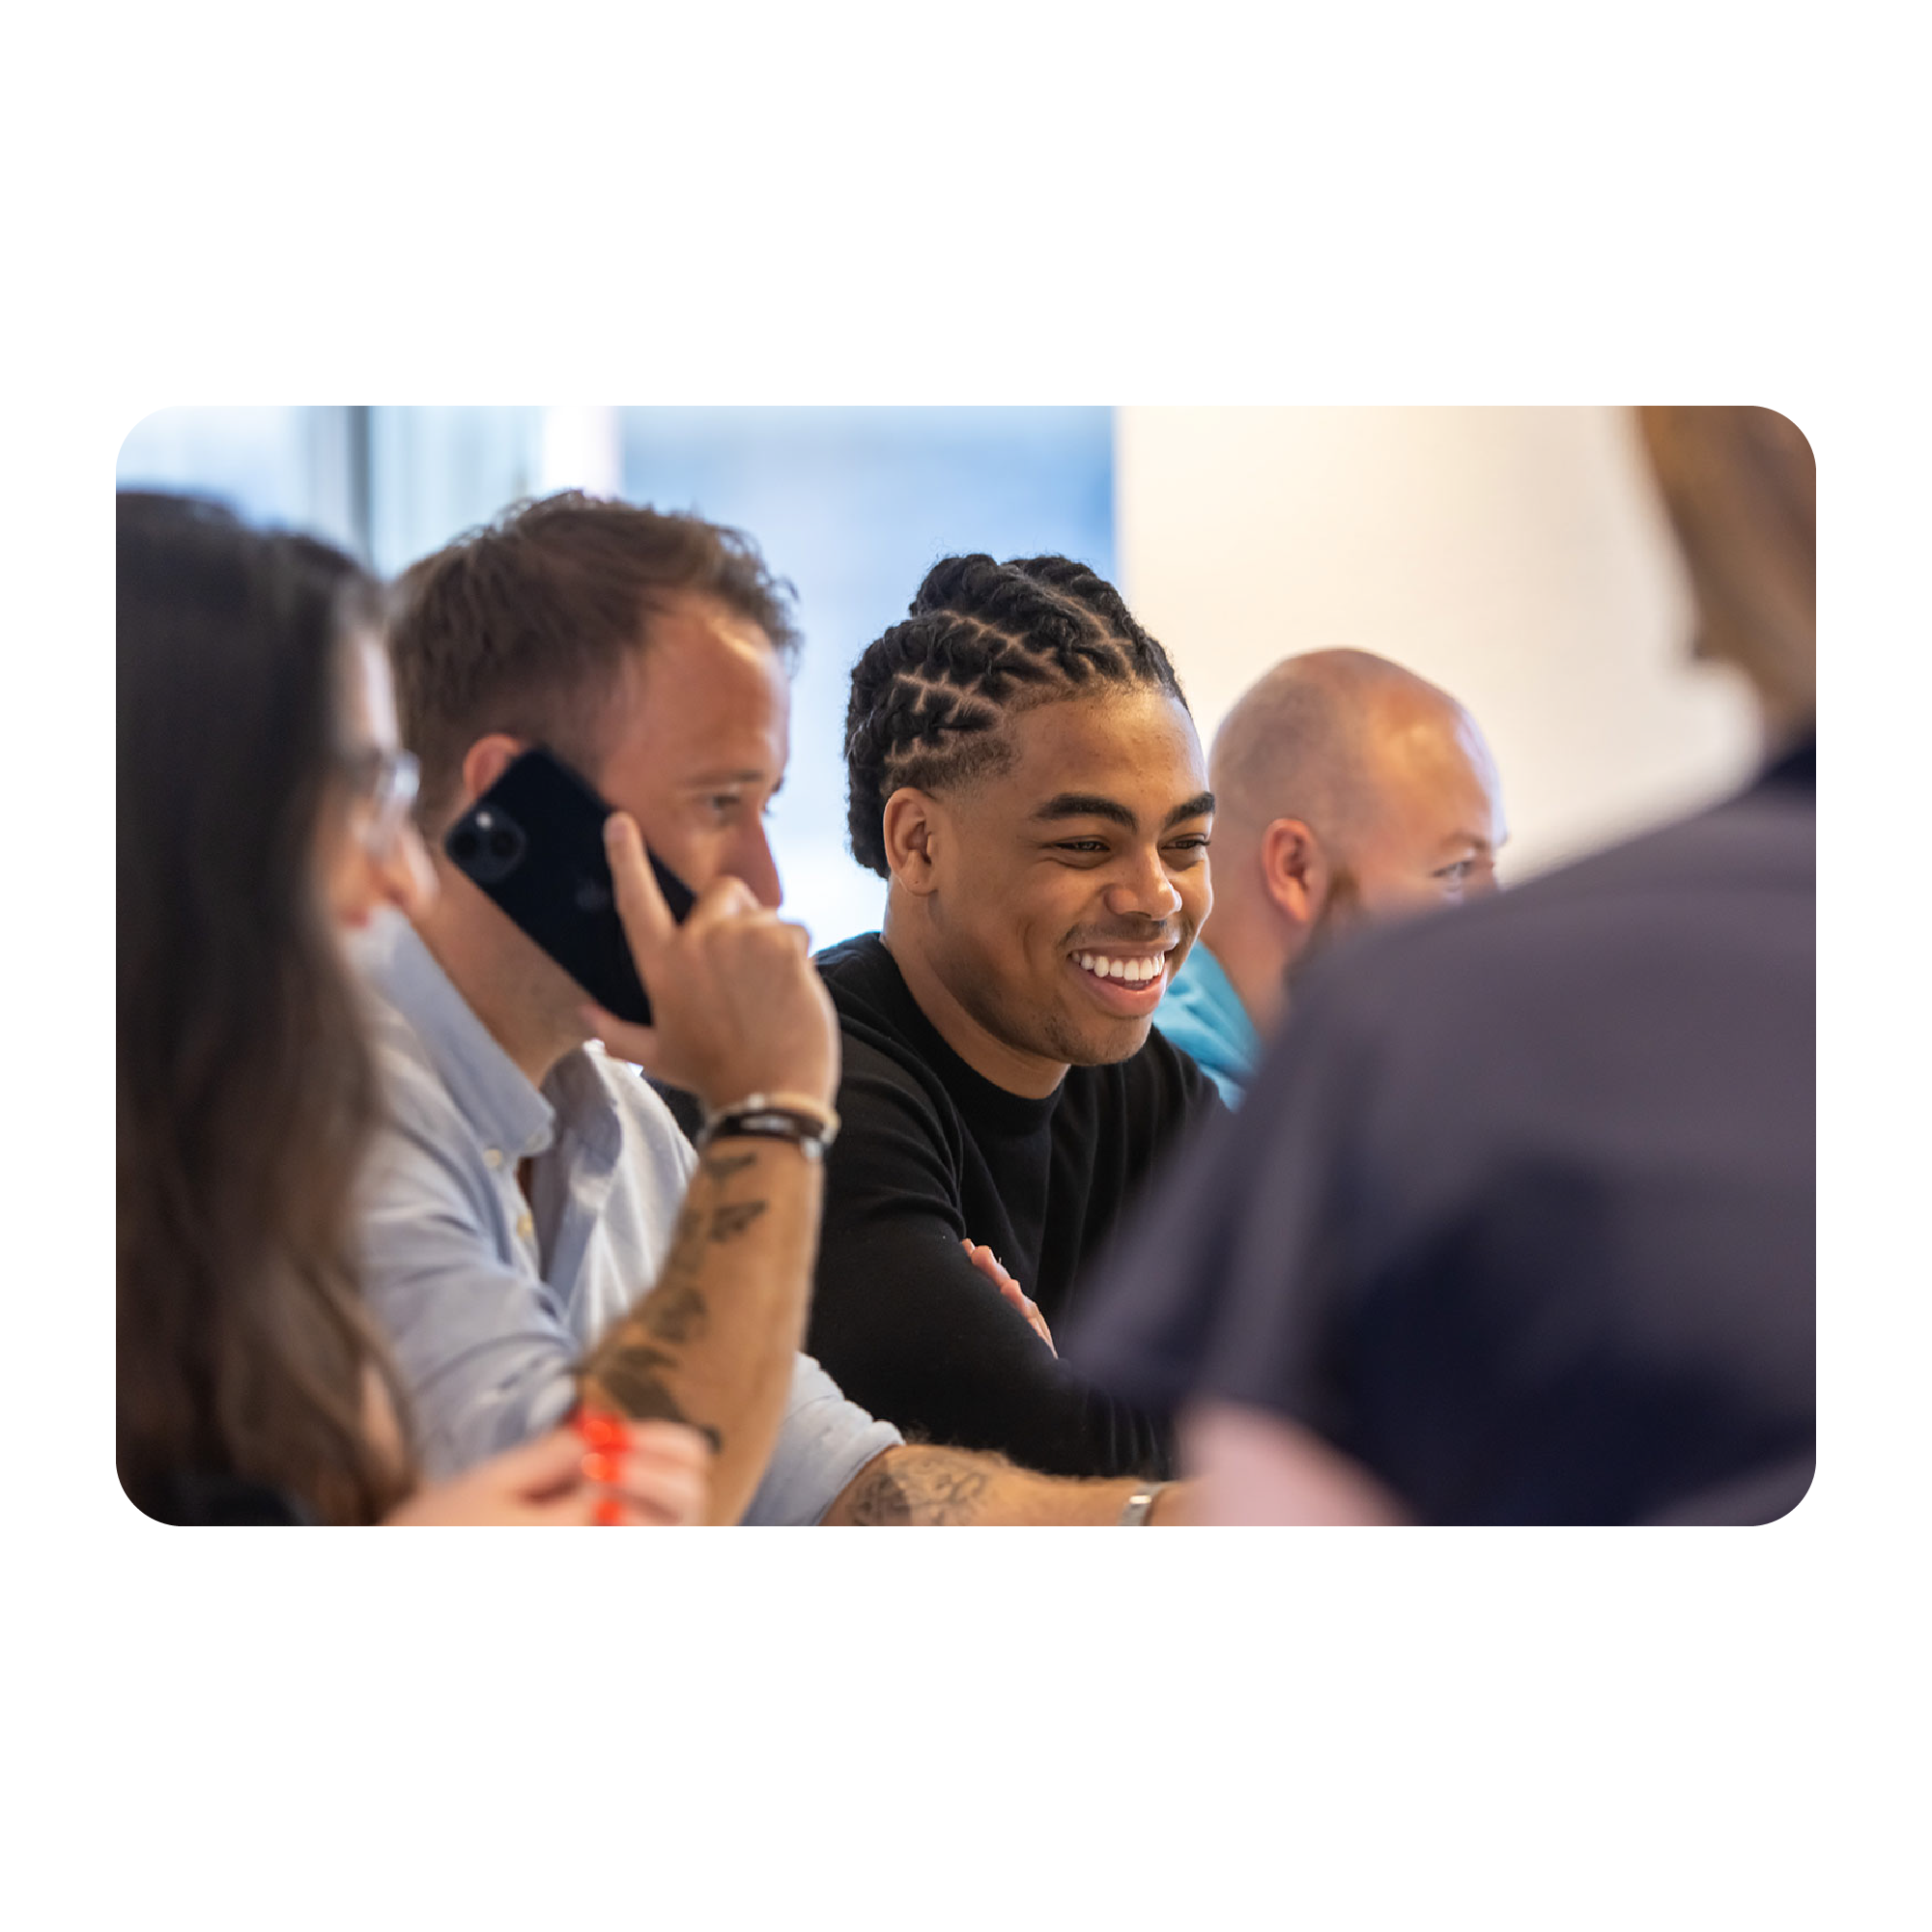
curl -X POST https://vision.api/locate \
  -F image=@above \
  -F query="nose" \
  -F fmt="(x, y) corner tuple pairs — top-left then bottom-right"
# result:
(380, 822), (439, 921)
(735, 821), (783, 911)
(1103, 845), (1183, 923)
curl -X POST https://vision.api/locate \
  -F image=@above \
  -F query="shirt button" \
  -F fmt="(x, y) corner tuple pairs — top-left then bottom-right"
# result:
(483, 1148), (503, 1169)
(516, 1211), (534, 1240)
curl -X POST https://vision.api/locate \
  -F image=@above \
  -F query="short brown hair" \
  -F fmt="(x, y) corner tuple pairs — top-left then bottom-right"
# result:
(390, 492), (802, 824)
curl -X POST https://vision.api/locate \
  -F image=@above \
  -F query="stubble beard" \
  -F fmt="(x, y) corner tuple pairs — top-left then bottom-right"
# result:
(958, 963), (1154, 1074)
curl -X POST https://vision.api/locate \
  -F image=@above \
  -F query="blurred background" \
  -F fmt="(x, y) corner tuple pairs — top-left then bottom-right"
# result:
(117, 406), (1762, 950)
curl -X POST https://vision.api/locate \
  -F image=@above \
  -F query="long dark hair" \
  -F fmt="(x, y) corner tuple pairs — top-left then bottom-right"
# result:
(117, 492), (414, 1523)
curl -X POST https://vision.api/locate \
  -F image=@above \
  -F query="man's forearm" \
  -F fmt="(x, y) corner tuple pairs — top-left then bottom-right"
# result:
(580, 1138), (821, 1524)
(821, 1443), (1193, 1525)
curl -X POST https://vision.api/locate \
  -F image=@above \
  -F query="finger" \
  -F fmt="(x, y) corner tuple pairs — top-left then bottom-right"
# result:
(621, 1419), (715, 1469)
(507, 1486), (608, 1525)
(595, 1493), (690, 1527)
(478, 1426), (596, 1500)
(612, 1463), (710, 1525)
(963, 1241), (1017, 1290)
(604, 811), (677, 971)
(602, 1445), (712, 1524)
(681, 869), (764, 933)
(574, 1455), (707, 1525)
(580, 1000), (665, 1074)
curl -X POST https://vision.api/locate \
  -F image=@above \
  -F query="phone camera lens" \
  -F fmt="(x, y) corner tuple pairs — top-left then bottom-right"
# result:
(446, 807), (525, 882)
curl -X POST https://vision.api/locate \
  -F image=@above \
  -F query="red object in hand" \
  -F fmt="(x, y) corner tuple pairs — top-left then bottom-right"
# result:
(574, 1406), (632, 1453)
(576, 1407), (632, 1523)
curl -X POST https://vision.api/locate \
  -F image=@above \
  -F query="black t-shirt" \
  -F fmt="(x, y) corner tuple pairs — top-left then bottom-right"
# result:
(807, 933), (1224, 1479)
(1065, 745), (1816, 1525)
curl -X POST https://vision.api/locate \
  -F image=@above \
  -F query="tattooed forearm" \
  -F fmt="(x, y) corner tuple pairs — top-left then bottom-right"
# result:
(640, 1278), (706, 1345)
(708, 1199), (768, 1241)
(580, 1137), (814, 1513)
(838, 1469), (912, 1524)
(633, 1197), (766, 1341)
(835, 1448), (996, 1525)
(588, 1341), (724, 1453)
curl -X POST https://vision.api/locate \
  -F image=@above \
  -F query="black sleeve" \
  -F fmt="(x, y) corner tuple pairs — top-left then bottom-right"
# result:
(807, 1048), (1175, 1481)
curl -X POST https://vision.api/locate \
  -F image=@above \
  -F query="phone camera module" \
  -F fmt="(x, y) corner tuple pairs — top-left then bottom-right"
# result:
(446, 806), (526, 884)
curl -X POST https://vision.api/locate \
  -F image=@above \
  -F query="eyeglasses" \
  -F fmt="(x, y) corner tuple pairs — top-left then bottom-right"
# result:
(336, 746), (421, 859)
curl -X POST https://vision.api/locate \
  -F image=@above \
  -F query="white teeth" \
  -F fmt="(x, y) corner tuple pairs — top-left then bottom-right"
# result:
(1075, 952), (1166, 985)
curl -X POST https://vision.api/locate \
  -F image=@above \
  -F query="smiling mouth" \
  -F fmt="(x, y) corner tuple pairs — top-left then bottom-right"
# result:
(1069, 946), (1177, 992)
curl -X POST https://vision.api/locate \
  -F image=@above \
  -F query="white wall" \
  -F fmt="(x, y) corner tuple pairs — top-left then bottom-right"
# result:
(1115, 407), (1764, 880)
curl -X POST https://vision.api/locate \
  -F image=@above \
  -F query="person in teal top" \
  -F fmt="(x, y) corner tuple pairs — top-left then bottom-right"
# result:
(1156, 940), (1261, 1105)
(1170, 649), (1508, 1102)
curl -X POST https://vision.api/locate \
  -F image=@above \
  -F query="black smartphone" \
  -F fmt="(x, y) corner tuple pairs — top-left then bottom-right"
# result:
(442, 747), (696, 1026)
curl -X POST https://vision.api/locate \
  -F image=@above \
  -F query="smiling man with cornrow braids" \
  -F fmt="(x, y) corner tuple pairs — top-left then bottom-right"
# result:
(807, 552), (1225, 1482)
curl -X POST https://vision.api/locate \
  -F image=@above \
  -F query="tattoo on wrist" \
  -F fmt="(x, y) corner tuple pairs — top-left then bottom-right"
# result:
(589, 1343), (724, 1454)
(583, 1142), (775, 1463)
(707, 1200), (768, 1241)
(641, 1278), (707, 1345)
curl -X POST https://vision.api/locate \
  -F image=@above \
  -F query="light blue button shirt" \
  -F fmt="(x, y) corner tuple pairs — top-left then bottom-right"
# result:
(1155, 943), (1263, 1108)
(352, 913), (901, 1523)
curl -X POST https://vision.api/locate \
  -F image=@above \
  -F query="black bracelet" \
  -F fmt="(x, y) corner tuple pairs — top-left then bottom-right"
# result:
(696, 1104), (838, 1162)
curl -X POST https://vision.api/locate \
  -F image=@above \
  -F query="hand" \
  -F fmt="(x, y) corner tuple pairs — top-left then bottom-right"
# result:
(384, 1419), (713, 1526)
(962, 1238), (1055, 1354)
(582, 812), (839, 1113)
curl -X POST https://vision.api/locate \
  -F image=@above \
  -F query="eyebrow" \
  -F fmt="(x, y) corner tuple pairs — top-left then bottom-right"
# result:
(1033, 789), (1216, 832)
(684, 768), (779, 788)
(1432, 830), (1500, 859)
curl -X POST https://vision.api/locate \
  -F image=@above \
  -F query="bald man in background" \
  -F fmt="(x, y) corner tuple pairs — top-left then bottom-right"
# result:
(1157, 650), (1507, 1102)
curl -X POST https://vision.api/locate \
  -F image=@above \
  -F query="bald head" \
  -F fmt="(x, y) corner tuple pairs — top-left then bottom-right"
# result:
(1196, 649), (1507, 1037)
(1211, 649), (1477, 848)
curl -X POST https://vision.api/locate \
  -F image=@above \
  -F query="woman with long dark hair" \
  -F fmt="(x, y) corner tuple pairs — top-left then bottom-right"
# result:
(117, 490), (710, 1524)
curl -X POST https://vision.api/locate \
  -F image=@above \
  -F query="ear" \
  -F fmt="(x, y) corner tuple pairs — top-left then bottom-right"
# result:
(459, 732), (526, 808)
(881, 786), (944, 895)
(1259, 817), (1331, 930)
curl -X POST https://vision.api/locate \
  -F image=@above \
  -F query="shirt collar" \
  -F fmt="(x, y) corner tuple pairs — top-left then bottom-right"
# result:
(354, 911), (610, 1165)
(1173, 941), (1262, 1060)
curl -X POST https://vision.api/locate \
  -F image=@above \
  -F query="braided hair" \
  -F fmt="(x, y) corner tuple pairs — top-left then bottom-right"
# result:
(844, 554), (1186, 876)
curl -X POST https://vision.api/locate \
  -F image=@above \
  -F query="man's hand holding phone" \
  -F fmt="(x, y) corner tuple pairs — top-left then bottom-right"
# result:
(582, 811), (839, 1114)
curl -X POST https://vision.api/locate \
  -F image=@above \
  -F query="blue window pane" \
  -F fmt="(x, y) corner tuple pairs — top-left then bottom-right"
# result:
(116, 407), (366, 559)
(113, 405), (1120, 957)
(364, 408), (545, 579)
(618, 407), (1117, 952)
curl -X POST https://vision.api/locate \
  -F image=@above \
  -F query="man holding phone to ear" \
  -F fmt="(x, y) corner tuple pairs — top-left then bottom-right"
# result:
(355, 492), (1187, 1525)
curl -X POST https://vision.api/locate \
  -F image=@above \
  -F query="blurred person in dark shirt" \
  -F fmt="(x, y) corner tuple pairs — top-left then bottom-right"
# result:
(1065, 408), (1814, 1525)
